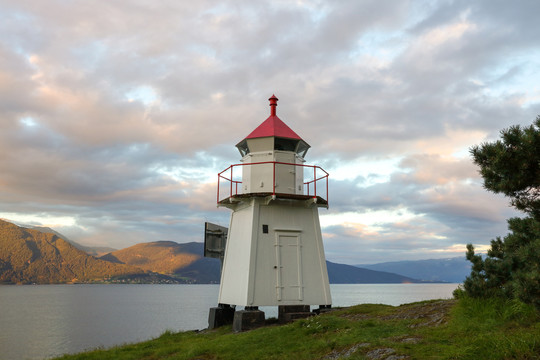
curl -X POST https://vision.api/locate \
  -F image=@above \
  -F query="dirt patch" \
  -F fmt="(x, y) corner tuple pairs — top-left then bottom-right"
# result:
(341, 300), (455, 328)
(381, 300), (455, 328)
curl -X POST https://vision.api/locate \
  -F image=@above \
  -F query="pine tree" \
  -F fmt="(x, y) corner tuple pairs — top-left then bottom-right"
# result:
(465, 116), (540, 310)
(470, 116), (540, 216)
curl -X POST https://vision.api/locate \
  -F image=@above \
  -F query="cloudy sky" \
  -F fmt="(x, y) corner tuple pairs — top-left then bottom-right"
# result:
(1, 0), (539, 265)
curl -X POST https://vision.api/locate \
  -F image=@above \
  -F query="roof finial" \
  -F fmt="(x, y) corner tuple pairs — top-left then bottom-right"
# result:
(269, 94), (278, 116)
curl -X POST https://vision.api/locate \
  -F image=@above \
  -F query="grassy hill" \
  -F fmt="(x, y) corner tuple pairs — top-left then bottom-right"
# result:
(54, 297), (540, 360)
(0, 219), (145, 284)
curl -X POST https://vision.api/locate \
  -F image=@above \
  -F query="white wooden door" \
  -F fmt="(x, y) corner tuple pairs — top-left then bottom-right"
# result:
(275, 232), (303, 301)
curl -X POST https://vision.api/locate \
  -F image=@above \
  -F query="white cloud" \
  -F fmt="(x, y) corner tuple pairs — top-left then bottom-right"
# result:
(321, 208), (419, 232)
(0, 213), (76, 228)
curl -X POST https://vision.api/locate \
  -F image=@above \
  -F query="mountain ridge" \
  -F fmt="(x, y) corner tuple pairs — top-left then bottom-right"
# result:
(326, 261), (425, 284)
(0, 219), (144, 284)
(1, 220), (116, 257)
(357, 257), (470, 283)
(0, 219), (445, 284)
(99, 241), (201, 274)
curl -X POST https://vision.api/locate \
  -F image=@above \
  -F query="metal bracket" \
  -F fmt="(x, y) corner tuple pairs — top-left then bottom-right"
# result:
(264, 194), (277, 205)
(304, 197), (317, 207)
(217, 196), (242, 209)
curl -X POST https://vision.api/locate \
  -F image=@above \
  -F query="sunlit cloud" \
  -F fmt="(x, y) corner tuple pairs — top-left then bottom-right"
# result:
(414, 129), (488, 158)
(0, 213), (76, 228)
(422, 19), (476, 49)
(321, 209), (420, 232)
(427, 243), (491, 255)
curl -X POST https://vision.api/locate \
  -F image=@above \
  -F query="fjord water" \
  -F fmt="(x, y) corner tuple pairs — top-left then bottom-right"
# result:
(0, 283), (458, 360)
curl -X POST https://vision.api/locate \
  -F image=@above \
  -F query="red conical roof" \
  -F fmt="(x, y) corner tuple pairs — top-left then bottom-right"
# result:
(244, 95), (303, 140)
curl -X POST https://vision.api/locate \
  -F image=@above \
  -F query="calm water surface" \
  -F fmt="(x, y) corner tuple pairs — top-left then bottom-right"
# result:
(0, 283), (458, 360)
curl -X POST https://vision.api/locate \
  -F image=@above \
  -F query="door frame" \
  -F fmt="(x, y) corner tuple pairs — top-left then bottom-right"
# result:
(274, 230), (303, 302)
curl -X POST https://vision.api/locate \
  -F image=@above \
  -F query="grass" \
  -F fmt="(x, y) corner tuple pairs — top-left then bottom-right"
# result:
(55, 298), (540, 360)
(419, 297), (540, 359)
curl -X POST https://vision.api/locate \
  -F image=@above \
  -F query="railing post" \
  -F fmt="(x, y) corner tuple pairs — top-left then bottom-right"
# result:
(313, 166), (317, 198)
(326, 173), (329, 204)
(273, 162), (276, 195)
(230, 166), (233, 198)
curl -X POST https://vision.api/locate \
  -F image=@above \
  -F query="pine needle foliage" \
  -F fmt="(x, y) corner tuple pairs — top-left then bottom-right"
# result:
(465, 116), (540, 310)
(470, 116), (540, 216)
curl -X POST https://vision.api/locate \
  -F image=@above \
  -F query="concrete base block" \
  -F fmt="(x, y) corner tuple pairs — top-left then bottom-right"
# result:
(282, 311), (314, 322)
(313, 304), (332, 315)
(208, 304), (235, 329)
(278, 305), (312, 323)
(232, 308), (265, 332)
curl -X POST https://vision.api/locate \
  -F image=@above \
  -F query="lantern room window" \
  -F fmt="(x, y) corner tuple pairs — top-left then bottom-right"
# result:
(295, 140), (309, 158)
(236, 137), (310, 158)
(274, 137), (297, 152)
(237, 140), (249, 157)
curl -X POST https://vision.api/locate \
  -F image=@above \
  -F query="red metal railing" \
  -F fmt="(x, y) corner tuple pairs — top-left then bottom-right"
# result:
(217, 161), (329, 204)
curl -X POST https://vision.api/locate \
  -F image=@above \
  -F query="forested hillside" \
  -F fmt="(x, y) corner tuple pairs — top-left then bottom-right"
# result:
(100, 241), (201, 274)
(0, 219), (144, 284)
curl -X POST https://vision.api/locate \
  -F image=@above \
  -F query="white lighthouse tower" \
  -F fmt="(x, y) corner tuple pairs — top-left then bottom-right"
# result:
(209, 95), (331, 331)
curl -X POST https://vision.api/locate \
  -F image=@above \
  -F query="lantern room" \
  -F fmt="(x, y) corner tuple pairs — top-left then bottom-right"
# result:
(236, 95), (310, 158)
(217, 95), (329, 205)
(235, 95), (310, 196)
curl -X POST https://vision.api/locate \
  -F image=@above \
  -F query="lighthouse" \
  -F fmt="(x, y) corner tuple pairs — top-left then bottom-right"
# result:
(208, 95), (331, 331)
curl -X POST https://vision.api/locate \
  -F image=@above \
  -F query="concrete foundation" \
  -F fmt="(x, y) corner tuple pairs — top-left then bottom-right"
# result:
(278, 305), (312, 323)
(232, 307), (265, 332)
(208, 304), (235, 329)
(314, 304), (332, 315)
